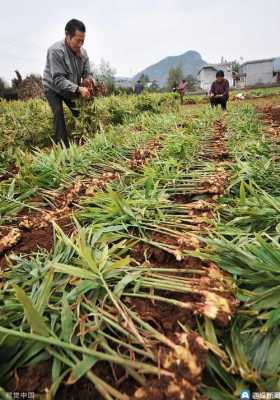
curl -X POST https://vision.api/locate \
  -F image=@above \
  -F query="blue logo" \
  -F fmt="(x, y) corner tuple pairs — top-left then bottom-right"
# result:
(240, 390), (251, 400)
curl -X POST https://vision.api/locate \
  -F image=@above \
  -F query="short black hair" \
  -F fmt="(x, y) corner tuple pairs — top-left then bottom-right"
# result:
(65, 19), (86, 37)
(216, 70), (225, 78)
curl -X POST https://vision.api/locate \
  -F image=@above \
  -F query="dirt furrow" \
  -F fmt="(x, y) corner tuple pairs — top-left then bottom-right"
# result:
(123, 117), (236, 400)
(258, 105), (280, 142)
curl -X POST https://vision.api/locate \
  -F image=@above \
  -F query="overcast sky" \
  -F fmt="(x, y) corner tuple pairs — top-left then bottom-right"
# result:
(1, 0), (279, 82)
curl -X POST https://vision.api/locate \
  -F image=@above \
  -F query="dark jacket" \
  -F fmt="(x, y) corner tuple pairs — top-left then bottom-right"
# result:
(210, 79), (229, 97)
(135, 82), (144, 95)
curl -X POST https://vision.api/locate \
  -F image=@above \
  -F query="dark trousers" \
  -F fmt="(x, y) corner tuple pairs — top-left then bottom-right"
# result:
(210, 95), (228, 111)
(45, 90), (80, 147)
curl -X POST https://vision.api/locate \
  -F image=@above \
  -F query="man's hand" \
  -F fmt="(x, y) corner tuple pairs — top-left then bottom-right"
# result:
(78, 86), (91, 98)
(81, 78), (96, 97)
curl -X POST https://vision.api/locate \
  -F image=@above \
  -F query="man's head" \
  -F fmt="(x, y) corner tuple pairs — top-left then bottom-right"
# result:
(65, 19), (86, 54)
(216, 70), (225, 82)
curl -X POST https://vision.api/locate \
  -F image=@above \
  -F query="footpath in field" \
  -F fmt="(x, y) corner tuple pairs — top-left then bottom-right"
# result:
(198, 101), (280, 399)
(0, 94), (280, 400)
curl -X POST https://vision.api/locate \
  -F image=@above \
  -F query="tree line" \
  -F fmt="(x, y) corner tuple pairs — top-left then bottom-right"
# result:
(0, 63), (200, 101)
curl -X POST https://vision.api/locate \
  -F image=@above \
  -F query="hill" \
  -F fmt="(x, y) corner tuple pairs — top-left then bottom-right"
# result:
(133, 50), (207, 86)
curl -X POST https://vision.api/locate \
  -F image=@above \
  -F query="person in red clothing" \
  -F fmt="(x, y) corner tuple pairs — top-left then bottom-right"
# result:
(178, 79), (187, 104)
(209, 70), (229, 111)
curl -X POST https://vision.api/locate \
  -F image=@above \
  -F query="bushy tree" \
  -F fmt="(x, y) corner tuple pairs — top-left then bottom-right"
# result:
(18, 74), (43, 100)
(185, 75), (199, 92)
(139, 73), (150, 86)
(232, 60), (241, 73)
(0, 77), (18, 100)
(114, 86), (134, 95)
(92, 59), (116, 95)
(167, 66), (184, 91)
(9, 70), (43, 100)
(0, 78), (6, 97)
(12, 70), (23, 89)
(147, 80), (160, 92)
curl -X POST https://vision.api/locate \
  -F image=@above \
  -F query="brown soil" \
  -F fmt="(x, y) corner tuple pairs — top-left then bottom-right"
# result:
(133, 332), (208, 400)
(128, 297), (196, 337)
(6, 361), (52, 394)
(127, 274), (235, 328)
(7, 360), (136, 400)
(183, 98), (197, 105)
(271, 105), (280, 123)
(130, 233), (201, 267)
(169, 193), (194, 203)
(56, 362), (136, 400)
(131, 237), (207, 268)
(0, 208), (75, 269)
(152, 232), (201, 251)
(132, 125), (144, 133)
(0, 163), (19, 182)
(258, 105), (280, 141)
(0, 215), (74, 268)
(0, 172), (120, 268)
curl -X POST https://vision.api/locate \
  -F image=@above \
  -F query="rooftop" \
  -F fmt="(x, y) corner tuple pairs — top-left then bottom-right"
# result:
(197, 65), (218, 75)
(242, 58), (275, 66)
(198, 62), (234, 75)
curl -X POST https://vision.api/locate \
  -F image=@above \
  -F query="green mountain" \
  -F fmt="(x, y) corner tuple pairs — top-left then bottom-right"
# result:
(133, 50), (207, 86)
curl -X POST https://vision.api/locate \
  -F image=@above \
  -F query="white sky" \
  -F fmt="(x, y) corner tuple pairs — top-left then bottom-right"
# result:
(1, 0), (279, 81)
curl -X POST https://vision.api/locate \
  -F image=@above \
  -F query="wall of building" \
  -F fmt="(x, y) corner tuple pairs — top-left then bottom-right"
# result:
(198, 69), (217, 91)
(218, 64), (234, 87)
(198, 64), (234, 91)
(199, 59), (280, 90)
(241, 60), (276, 86)
(233, 76), (246, 89)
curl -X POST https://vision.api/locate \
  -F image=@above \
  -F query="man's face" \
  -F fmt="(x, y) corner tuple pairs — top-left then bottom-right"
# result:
(66, 30), (85, 53)
(216, 76), (224, 83)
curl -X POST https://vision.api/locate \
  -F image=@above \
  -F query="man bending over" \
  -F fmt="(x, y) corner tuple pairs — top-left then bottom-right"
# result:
(43, 19), (94, 147)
